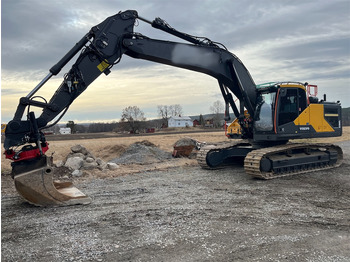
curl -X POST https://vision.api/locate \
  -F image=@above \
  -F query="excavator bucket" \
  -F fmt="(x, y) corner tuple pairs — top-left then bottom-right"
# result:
(12, 156), (91, 206)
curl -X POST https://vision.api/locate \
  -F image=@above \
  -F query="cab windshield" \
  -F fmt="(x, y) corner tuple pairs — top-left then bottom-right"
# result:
(261, 92), (276, 108)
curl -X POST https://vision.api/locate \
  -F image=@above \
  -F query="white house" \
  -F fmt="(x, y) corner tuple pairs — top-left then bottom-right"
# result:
(59, 127), (71, 135)
(168, 116), (193, 128)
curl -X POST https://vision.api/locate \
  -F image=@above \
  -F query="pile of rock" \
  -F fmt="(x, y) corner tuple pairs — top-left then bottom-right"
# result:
(56, 144), (119, 177)
(110, 140), (172, 165)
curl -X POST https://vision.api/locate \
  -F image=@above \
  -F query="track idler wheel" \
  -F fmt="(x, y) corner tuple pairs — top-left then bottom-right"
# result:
(12, 156), (92, 206)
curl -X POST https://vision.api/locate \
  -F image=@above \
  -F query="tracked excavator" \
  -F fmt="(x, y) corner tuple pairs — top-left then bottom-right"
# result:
(4, 10), (343, 206)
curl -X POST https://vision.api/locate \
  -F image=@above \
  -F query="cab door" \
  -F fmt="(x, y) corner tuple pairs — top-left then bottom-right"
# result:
(276, 87), (307, 132)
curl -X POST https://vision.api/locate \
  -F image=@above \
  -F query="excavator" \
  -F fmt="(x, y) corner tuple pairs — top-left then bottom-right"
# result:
(4, 10), (343, 206)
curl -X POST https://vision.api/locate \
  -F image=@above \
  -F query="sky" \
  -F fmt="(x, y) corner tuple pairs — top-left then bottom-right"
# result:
(1, 0), (350, 124)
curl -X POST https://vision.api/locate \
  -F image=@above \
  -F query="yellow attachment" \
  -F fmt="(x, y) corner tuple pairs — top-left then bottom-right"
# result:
(294, 104), (334, 132)
(227, 110), (250, 136)
(227, 118), (241, 136)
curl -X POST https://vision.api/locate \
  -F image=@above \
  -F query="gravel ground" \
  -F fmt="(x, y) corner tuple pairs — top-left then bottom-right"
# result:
(1, 141), (350, 262)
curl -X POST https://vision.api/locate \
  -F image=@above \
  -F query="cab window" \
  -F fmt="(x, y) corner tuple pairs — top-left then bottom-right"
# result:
(278, 88), (306, 126)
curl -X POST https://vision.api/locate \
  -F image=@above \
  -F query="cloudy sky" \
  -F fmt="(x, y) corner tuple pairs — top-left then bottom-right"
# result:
(1, 0), (349, 124)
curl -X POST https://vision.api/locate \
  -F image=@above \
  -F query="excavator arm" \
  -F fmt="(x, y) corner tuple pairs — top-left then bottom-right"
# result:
(4, 10), (257, 206)
(5, 10), (256, 151)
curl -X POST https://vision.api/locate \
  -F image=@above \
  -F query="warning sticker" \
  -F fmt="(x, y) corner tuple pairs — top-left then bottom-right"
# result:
(97, 60), (110, 72)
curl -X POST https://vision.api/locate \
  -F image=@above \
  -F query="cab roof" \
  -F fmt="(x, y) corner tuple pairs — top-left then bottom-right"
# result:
(256, 82), (306, 91)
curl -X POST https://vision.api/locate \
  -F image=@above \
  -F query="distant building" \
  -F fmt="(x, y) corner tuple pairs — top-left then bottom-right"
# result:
(193, 119), (200, 127)
(59, 127), (71, 135)
(204, 118), (214, 128)
(168, 116), (193, 128)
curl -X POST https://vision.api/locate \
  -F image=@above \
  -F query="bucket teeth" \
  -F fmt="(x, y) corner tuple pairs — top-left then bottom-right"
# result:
(12, 156), (91, 207)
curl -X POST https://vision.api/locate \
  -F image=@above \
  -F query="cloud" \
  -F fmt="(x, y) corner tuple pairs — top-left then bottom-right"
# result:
(2, 0), (349, 123)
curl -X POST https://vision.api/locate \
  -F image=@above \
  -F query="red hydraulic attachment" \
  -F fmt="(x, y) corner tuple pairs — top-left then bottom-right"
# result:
(5, 143), (49, 162)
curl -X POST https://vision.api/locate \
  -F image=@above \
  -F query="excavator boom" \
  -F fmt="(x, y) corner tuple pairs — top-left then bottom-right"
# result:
(4, 10), (257, 206)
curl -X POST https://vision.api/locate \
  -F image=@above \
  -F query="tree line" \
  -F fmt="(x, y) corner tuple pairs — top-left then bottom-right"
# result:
(43, 100), (226, 134)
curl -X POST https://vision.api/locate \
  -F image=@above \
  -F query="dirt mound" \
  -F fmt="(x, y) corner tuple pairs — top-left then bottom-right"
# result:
(135, 140), (157, 147)
(97, 141), (156, 161)
(99, 144), (128, 160)
(110, 141), (172, 165)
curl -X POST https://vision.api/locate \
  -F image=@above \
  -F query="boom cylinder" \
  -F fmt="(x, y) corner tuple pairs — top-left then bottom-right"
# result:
(49, 33), (92, 75)
(26, 72), (53, 99)
(26, 33), (92, 100)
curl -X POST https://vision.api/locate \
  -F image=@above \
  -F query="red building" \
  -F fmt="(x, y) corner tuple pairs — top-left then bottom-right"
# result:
(193, 119), (200, 127)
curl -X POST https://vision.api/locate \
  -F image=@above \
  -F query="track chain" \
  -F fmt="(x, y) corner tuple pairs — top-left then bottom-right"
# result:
(244, 143), (343, 179)
(197, 140), (250, 169)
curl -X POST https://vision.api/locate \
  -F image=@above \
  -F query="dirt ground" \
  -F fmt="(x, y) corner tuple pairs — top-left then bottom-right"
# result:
(1, 130), (227, 181)
(1, 129), (350, 261)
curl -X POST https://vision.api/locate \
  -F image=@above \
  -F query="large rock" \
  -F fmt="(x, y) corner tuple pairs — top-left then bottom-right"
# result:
(55, 160), (64, 168)
(107, 162), (119, 170)
(71, 169), (83, 177)
(172, 137), (199, 157)
(70, 152), (85, 159)
(96, 158), (108, 170)
(62, 144), (125, 172)
(71, 144), (84, 153)
(96, 158), (105, 165)
(65, 156), (84, 170)
(85, 157), (95, 163)
(82, 161), (98, 170)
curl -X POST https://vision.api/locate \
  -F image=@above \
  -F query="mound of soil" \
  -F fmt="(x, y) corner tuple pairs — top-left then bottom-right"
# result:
(110, 140), (172, 165)
(135, 140), (157, 147)
(99, 144), (128, 160)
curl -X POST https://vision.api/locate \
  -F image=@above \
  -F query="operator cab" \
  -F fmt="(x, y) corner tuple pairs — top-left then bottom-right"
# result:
(253, 82), (342, 142)
(254, 82), (310, 141)
(254, 82), (308, 136)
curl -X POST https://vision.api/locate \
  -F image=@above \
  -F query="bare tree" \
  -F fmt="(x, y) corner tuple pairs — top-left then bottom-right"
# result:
(120, 106), (146, 133)
(199, 114), (205, 126)
(157, 104), (183, 127)
(157, 105), (170, 127)
(169, 104), (183, 117)
(210, 100), (224, 128)
(210, 100), (224, 115)
(66, 120), (77, 134)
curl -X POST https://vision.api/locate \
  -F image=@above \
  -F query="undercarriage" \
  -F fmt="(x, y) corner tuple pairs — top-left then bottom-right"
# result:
(197, 140), (343, 179)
